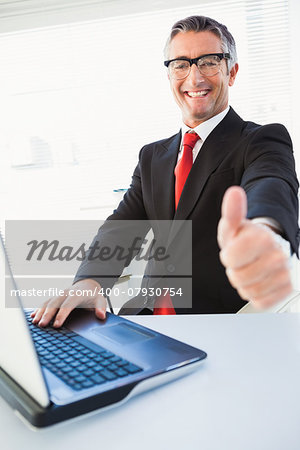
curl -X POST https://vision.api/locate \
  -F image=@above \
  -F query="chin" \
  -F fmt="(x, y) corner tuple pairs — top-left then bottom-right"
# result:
(187, 113), (210, 124)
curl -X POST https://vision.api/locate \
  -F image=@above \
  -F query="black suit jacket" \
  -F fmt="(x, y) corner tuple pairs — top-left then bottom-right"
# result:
(75, 108), (300, 314)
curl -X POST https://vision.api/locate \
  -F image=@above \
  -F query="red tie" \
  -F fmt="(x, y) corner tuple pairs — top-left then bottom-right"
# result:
(174, 131), (200, 209)
(153, 131), (200, 315)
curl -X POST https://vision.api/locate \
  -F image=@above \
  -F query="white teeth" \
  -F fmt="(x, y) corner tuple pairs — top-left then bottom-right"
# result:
(187, 90), (209, 97)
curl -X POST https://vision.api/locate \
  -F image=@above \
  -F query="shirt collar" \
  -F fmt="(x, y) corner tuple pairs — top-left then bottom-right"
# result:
(181, 106), (230, 142)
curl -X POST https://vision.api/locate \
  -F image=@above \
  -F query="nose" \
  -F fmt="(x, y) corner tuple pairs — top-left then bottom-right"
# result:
(187, 63), (205, 84)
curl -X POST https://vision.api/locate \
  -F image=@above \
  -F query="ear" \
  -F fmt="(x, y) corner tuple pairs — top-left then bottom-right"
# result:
(228, 63), (239, 86)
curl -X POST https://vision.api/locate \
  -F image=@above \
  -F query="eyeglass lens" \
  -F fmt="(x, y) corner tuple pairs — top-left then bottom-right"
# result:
(169, 55), (222, 79)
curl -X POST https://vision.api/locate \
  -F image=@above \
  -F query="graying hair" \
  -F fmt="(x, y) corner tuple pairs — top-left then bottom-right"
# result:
(164, 15), (237, 70)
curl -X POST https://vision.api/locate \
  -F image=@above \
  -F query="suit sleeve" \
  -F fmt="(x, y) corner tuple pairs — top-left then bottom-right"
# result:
(73, 147), (151, 289)
(241, 123), (299, 254)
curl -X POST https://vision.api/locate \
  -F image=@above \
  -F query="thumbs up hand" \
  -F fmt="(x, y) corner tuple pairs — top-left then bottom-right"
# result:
(217, 186), (293, 309)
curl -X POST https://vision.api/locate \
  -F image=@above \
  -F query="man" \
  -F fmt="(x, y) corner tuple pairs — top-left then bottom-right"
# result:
(32, 15), (299, 327)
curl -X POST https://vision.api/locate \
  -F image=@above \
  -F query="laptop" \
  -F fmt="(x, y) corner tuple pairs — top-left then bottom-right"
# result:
(0, 232), (207, 428)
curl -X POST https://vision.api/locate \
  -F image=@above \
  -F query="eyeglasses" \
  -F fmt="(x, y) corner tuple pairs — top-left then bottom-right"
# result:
(164, 53), (230, 80)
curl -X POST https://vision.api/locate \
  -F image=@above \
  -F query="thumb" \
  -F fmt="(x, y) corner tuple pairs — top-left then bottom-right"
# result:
(218, 186), (247, 248)
(94, 295), (107, 320)
(95, 308), (106, 320)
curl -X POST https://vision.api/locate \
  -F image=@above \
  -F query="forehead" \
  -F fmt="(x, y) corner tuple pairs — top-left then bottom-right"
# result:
(168, 31), (222, 59)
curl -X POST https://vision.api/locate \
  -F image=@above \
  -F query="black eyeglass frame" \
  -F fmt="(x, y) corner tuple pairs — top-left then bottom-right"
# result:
(164, 52), (231, 75)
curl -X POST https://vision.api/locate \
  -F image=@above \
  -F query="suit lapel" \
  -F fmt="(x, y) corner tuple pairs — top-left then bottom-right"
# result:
(167, 108), (245, 247)
(151, 130), (181, 220)
(174, 107), (244, 220)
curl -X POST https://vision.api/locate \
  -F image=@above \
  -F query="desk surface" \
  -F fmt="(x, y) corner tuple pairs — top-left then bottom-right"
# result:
(1, 313), (300, 450)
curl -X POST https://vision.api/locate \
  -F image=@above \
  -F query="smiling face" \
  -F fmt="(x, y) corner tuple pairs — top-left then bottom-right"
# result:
(167, 31), (238, 128)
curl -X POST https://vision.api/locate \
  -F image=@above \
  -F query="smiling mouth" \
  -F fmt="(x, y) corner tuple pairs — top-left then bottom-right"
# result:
(185, 90), (210, 98)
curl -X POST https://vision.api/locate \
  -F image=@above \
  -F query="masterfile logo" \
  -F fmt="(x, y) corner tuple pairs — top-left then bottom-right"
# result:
(4, 220), (192, 309)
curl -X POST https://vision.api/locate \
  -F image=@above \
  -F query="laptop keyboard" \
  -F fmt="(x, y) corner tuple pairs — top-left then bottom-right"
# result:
(25, 311), (143, 391)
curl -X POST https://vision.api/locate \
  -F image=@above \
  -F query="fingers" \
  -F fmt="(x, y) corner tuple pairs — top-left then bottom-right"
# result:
(30, 279), (107, 328)
(219, 219), (293, 308)
(218, 186), (247, 249)
(219, 222), (275, 269)
(31, 291), (70, 327)
(51, 295), (83, 328)
(225, 247), (288, 289)
(53, 293), (107, 327)
(94, 296), (107, 321)
(227, 259), (292, 301)
(249, 283), (293, 309)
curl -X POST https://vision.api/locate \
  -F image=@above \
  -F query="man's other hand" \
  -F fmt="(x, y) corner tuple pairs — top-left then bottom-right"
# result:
(30, 278), (107, 327)
(217, 186), (293, 309)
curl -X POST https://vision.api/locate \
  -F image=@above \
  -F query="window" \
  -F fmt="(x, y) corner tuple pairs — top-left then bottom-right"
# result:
(0, 0), (298, 289)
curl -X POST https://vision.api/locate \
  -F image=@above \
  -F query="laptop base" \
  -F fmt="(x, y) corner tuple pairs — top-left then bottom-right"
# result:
(0, 366), (137, 428)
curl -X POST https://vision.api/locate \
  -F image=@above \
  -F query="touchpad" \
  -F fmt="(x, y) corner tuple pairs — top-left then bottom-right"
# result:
(93, 323), (155, 345)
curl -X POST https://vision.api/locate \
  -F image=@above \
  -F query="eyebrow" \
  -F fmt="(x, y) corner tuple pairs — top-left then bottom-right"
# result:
(170, 53), (219, 60)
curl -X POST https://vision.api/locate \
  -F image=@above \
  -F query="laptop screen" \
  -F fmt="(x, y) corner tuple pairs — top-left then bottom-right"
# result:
(0, 233), (50, 407)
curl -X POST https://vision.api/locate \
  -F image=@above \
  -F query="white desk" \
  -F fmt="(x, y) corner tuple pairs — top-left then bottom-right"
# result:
(1, 313), (300, 450)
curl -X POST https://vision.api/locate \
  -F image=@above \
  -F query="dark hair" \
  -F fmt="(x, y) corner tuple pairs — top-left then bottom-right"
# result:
(164, 15), (237, 69)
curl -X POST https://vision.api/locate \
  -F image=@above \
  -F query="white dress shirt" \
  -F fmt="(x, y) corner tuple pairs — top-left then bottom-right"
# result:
(178, 107), (229, 163)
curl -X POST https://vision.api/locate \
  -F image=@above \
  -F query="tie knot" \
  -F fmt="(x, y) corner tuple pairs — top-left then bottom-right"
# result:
(182, 132), (200, 150)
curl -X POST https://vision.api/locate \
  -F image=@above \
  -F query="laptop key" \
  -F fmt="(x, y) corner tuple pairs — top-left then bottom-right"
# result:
(93, 365), (105, 372)
(101, 351), (115, 359)
(110, 356), (122, 363)
(81, 380), (94, 388)
(94, 355), (104, 363)
(56, 362), (67, 369)
(86, 361), (97, 368)
(115, 368), (128, 377)
(61, 374), (71, 381)
(50, 358), (61, 364)
(44, 362), (54, 369)
(76, 365), (87, 372)
(57, 353), (70, 360)
(55, 342), (66, 348)
(70, 361), (80, 368)
(116, 359), (130, 367)
(74, 375), (87, 382)
(123, 363), (142, 374)
(59, 328), (67, 334)
(100, 360), (111, 367)
(44, 354), (56, 360)
(86, 352), (97, 359)
(79, 357), (89, 364)
(60, 346), (73, 352)
(68, 370), (80, 378)
(64, 356), (75, 363)
(100, 369), (118, 381)
(80, 349), (90, 355)
(35, 338), (47, 345)
(66, 379), (77, 386)
(52, 349), (63, 356)
(64, 332), (76, 337)
(83, 369), (95, 377)
(67, 350), (77, 356)
(91, 374), (106, 384)
(61, 367), (73, 373)
(107, 363), (118, 371)
(73, 345), (85, 351)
